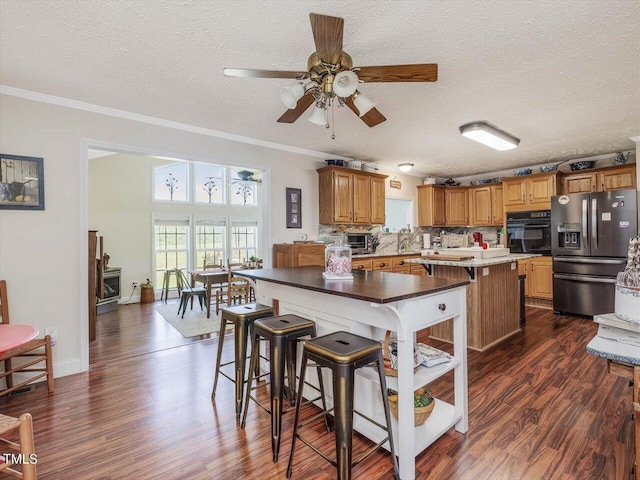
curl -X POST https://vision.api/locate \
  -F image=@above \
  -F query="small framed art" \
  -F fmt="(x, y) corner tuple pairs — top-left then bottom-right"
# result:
(0, 154), (45, 210)
(286, 187), (302, 228)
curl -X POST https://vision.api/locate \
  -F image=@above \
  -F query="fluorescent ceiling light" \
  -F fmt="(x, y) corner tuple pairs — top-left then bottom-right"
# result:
(398, 163), (414, 172)
(459, 121), (520, 151)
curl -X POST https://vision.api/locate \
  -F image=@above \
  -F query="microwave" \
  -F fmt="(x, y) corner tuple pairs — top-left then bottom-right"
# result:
(346, 232), (373, 254)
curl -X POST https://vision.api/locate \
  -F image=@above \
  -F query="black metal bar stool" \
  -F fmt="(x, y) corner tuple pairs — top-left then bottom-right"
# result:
(211, 303), (274, 419)
(241, 314), (329, 463)
(286, 331), (399, 480)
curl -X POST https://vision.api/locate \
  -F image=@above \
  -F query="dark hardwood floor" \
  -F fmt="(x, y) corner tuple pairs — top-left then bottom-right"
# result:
(0, 303), (634, 479)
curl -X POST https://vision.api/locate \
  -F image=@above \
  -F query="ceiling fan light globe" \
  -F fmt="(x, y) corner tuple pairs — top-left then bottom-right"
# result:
(308, 105), (327, 126)
(353, 92), (375, 117)
(333, 71), (359, 97)
(280, 83), (305, 109)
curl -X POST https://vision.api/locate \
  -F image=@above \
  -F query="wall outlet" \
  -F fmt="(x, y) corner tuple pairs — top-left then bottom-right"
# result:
(132, 282), (138, 288)
(45, 328), (57, 346)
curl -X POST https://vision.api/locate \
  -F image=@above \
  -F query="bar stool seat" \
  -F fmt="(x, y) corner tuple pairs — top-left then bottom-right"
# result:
(287, 331), (399, 480)
(211, 303), (274, 419)
(241, 314), (329, 463)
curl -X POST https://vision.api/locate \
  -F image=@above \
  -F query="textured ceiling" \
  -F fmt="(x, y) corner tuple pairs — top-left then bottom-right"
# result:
(1, 0), (639, 177)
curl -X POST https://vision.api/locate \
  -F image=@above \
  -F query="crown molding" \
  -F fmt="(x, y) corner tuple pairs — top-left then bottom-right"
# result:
(0, 85), (352, 162)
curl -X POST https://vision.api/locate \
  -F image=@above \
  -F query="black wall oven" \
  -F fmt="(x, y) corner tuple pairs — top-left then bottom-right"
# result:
(506, 210), (552, 255)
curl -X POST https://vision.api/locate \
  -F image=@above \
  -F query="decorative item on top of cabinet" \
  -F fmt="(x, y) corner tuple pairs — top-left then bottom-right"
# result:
(503, 171), (561, 212)
(445, 187), (468, 226)
(317, 166), (388, 225)
(417, 184), (446, 227)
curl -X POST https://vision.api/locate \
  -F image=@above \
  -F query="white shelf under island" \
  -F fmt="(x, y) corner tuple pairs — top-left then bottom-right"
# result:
(237, 266), (470, 480)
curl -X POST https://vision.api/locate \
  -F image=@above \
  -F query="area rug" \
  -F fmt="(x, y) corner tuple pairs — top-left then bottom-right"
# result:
(154, 303), (226, 338)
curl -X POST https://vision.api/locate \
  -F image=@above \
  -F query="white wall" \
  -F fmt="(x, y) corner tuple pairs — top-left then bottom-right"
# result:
(0, 93), (323, 377)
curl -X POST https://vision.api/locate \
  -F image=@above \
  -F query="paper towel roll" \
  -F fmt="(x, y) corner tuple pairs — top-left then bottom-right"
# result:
(423, 234), (431, 249)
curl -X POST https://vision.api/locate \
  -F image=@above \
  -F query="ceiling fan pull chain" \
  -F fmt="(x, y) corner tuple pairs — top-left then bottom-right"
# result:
(331, 102), (336, 139)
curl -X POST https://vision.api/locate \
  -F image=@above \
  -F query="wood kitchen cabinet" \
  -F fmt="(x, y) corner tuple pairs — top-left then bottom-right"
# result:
(598, 164), (636, 191)
(445, 187), (468, 226)
(417, 184), (446, 227)
(562, 172), (598, 194)
(273, 243), (326, 268)
(503, 172), (561, 212)
(469, 184), (503, 226)
(518, 256), (553, 300)
(318, 166), (388, 225)
(370, 177), (386, 224)
(561, 164), (636, 194)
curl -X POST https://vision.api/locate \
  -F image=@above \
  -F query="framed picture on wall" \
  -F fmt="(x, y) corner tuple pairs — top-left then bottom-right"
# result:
(286, 187), (302, 228)
(0, 154), (45, 210)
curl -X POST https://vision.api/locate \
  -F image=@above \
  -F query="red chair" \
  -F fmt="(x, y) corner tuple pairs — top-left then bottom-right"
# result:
(0, 280), (54, 397)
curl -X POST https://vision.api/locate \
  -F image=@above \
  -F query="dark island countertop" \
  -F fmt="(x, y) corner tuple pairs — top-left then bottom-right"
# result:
(236, 266), (469, 304)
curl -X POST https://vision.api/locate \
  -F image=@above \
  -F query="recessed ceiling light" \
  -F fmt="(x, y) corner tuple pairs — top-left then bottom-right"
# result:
(459, 121), (520, 151)
(398, 163), (414, 172)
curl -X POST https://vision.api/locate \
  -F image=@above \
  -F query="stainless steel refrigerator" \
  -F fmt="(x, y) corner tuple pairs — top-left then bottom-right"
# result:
(551, 189), (638, 316)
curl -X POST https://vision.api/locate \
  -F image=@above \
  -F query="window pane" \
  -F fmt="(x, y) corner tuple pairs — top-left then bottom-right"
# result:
(154, 220), (189, 287)
(195, 163), (225, 204)
(153, 162), (188, 202)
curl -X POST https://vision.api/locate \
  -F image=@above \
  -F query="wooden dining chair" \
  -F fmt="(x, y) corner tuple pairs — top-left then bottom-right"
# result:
(215, 262), (250, 314)
(0, 412), (37, 479)
(0, 280), (54, 397)
(174, 269), (208, 318)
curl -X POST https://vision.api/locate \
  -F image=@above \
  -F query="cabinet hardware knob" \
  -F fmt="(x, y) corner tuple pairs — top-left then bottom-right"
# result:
(380, 263), (386, 267)
(438, 303), (446, 312)
(358, 265), (364, 270)
(399, 261), (404, 265)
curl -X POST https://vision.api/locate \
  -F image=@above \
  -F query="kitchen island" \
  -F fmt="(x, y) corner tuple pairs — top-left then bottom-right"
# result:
(236, 266), (469, 480)
(407, 253), (539, 351)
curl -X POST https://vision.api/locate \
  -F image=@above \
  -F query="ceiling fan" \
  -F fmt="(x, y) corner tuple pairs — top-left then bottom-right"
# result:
(223, 13), (437, 131)
(231, 170), (262, 185)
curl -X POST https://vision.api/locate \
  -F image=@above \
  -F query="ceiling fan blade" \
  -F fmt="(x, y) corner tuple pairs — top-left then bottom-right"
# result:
(309, 13), (344, 65)
(343, 97), (386, 127)
(356, 64), (438, 82)
(223, 68), (308, 79)
(277, 92), (315, 123)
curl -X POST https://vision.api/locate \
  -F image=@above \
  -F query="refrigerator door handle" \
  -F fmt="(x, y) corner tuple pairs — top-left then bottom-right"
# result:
(581, 198), (588, 251)
(554, 273), (617, 284)
(553, 257), (626, 265)
(591, 198), (598, 249)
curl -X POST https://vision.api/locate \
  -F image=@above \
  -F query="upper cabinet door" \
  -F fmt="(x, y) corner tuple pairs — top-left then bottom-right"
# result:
(562, 172), (597, 194)
(491, 184), (503, 226)
(333, 170), (353, 223)
(446, 188), (468, 225)
(503, 178), (527, 207)
(527, 175), (556, 205)
(469, 186), (491, 226)
(417, 185), (446, 227)
(370, 177), (386, 224)
(598, 165), (637, 191)
(352, 173), (372, 224)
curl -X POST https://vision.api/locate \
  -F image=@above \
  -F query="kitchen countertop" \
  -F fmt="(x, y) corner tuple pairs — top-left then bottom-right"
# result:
(407, 253), (541, 268)
(235, 266), (469, 304)
(351, 251), (422, 258)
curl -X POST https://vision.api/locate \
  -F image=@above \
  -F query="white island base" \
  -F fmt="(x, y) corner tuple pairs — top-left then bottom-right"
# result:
(240, 268), (468, 480)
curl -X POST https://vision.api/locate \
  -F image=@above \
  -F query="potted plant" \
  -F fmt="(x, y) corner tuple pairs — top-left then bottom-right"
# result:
(140, 278), (155, 304)
(249, 256), (260, 268)
(388, 386), (435, 426)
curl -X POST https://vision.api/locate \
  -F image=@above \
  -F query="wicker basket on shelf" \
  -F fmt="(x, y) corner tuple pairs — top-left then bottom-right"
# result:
(388, 394), (435, 426)
(382, 330), (419, 377)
